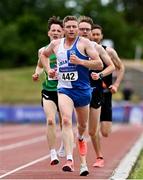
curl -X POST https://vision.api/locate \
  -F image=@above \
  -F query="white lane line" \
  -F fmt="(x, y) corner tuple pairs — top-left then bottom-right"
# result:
(0, 143), (75, 179)
(0, 125), (30, 134)
(0, 129), (44, 140)
(110, 132), (143, 180)
(0, 136), (45, 151)
(0, 154), (50, 179)
(0, 124), (121, 179)
(0, 124), (120, 151)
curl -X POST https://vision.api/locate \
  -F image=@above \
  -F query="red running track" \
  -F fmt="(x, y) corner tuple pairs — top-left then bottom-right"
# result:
(0, 123), (143, 179)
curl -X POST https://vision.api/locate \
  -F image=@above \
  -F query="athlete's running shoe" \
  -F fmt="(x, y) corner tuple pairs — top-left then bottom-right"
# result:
(50, 153), (59, 165)
(93, 157), (104, 168)
(80, 164), (89, 176)
(62, 160), (74, 172)
(77, 139), (87, 156)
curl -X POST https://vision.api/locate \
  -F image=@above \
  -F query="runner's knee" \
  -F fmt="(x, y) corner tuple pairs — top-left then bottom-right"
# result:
(88, 129), (98, 137)
(101, 130), (110, 137)
(47, 118), (55, 126)
(100, 123), (112, 137)
(78, 123), (86, 132)
(62, 117), (72, 127)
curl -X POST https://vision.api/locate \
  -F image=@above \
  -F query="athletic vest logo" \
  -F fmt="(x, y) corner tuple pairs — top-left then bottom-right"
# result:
(57, 52), (68, 66)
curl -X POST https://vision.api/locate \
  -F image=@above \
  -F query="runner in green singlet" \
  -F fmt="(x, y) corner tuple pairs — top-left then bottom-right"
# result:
(32, 16), (65, 165)
(42, 53), (58, 91)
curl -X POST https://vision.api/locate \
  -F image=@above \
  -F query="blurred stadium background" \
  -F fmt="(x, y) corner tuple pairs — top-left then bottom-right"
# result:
(0, 0), (143, 124)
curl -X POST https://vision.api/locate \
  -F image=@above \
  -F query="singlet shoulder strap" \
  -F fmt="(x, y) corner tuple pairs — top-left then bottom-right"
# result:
(102, 45), (107, 50)
(58, 38), (65, 51)
(72, 36), (80, 48)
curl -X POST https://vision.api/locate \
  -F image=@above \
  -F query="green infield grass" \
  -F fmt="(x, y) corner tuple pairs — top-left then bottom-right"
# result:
(0, 67), (44, 104)
(128, 150), (143, 179)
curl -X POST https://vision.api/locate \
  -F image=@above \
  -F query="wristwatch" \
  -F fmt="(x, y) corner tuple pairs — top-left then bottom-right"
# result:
(99, 73), (104, 80)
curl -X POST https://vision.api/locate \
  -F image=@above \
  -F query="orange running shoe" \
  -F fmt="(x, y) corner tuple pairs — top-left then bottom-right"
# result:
(93, 157), (104, 168)
(62, 160), (74, 172)
(77, 139), (87, 156)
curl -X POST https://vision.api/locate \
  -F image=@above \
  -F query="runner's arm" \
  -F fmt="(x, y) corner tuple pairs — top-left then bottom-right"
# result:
(40, 42), (54, 74)
(32, 48), (45, 81)
(84, 39), (103, 70)
(107, 47), (125, 92)
(95, 44), (115, 78)
(70, 39), (103, 70)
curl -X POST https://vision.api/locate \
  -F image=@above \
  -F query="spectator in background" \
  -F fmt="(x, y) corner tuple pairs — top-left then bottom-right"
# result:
(122, 81), (133, 101)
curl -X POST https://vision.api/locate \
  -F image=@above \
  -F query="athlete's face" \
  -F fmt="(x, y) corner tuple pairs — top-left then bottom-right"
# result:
(91, 28), (103, 44)
(48, 24), (63, 41)
(78, 22), (92, 39)
(64, 20), (78, 39)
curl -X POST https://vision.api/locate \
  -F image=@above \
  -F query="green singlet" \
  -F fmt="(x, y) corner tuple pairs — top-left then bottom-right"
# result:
(42, 54), (58, 91)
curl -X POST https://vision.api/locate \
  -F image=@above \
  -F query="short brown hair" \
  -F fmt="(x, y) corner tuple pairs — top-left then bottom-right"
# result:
(48, 16), (63, 30)
(63, 15), (78, 26)
(78, 16), (94, 28)
(92, 24), (103, 32)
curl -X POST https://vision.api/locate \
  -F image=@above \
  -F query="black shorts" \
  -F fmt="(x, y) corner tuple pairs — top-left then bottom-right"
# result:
(100, 92), (112, 122)
(90, 87), (104, 109)
(41, 89), (59, 111)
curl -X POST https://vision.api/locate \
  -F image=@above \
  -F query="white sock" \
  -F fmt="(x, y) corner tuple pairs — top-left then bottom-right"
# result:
(78, 134), (84, 141)
(67, 154), (73, 161)
(59, 141), (64, 149)
(50, 149), (56, 155)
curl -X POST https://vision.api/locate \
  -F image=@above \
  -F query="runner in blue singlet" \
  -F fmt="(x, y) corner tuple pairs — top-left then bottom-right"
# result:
(40, 15), (103, 176)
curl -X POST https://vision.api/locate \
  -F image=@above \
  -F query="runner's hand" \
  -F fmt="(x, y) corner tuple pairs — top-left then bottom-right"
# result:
(91, 72), (99, 80)
(32, 73), (39, 81)
(109, 84), (118, 94)
(48, 69), (56, 78)
(69, 54), (80, 64)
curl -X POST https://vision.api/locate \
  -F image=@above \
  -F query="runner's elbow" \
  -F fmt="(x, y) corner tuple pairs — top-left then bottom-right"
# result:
(97, 61), (103, 70)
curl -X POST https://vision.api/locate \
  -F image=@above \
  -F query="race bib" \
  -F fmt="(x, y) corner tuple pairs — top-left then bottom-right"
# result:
(59, 66), (78, 81)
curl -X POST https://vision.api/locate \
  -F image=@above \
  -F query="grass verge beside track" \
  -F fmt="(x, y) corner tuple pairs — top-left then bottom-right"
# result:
(0, 67), (44, 104)
(128, 150), (143, 179)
